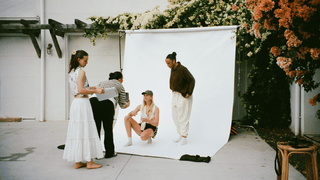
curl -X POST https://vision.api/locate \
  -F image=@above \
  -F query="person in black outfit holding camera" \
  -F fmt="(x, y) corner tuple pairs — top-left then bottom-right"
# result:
(90, 71), (130, 158)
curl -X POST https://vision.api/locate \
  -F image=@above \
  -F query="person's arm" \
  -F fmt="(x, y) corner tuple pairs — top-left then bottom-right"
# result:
(77, 69), (103, 95)
(118, 84), (129, 109)
(141, 106), (159, 127)
(128, 105), (141, 117)
(184, 68), (195, 97)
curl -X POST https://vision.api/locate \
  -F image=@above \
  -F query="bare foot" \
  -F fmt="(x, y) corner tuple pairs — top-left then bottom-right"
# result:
(74, 162), (87, 169)
(86, 161), (102, 169)
(147, 137), (152, 144)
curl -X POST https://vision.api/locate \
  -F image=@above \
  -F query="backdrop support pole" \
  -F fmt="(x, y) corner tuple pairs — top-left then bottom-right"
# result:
(118, 31), (125, 72)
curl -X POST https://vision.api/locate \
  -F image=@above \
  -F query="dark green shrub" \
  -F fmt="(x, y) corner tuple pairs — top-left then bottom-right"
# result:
(241, 36), (292, 129)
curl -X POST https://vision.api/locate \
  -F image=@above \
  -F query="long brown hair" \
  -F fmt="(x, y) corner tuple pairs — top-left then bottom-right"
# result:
(68, 50), (88, 73)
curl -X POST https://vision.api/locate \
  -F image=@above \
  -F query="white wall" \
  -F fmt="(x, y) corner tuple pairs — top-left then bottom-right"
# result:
(290, 69), (320, 135)
(0, 0), (40, 119)
(0, 0), (40, 17)
(0, 36), (41, 118)
(0, 0), (169, 120)
(302, 69), (320, 134)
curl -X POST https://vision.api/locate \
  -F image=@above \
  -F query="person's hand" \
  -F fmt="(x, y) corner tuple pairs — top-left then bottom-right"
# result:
(185, 94), (190, 98)
(132, 111), (137, 116)
(96, 87), (104, 94)
(125, 100), (130, 108)
(129, 110), (137, 117)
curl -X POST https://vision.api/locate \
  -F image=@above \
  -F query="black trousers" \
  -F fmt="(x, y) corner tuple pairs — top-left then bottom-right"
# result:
(89, 97), (115, 157)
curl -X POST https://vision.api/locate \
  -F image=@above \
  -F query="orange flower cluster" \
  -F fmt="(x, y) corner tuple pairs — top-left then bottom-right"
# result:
(295, 46), (309, 59)
(296, 78), (303, 85)
(284, 29), (302, 48)
(287, 71), (296, 78)
(253, 6), (263, 21)
(276, 56), (292, 73)
(295, 47), (320, 60)
(250, 0), (318, 40)
(263, 17), (276, 30)
(295, 52), (305, 60)
(270, 46), (281, 57)
(232, 4), (239, 11)
(298, 27), (311, 40)
(310, 48), (320, 60)
(252, 0), (275, 21)
(309, 95), (318, 106)
(259, 0), (275, 12)
(299, 46), (309, 55)
(274, 1), (292, 28)
(309, 0), (320, 6)
(245, 0), (256, 9)
(252, 22), (261, 38)
(291, 2), (317, 22)
(296, 70), (308, 77)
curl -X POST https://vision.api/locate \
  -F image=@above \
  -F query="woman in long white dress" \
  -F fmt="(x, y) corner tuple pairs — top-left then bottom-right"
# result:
(63, 50), (104, 169)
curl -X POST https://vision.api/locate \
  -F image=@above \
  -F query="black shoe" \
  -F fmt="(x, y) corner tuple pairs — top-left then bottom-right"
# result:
(104, 153), (117, 158)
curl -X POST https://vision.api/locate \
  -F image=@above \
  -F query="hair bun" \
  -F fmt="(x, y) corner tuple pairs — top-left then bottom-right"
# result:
(172, 52), (177, 56)
(108, 71), (123, 80)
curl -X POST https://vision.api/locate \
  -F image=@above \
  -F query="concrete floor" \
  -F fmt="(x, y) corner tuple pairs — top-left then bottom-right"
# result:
(0, 121), (306, 180)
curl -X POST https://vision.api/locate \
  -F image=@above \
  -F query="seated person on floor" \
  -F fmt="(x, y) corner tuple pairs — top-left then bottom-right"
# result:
(124, 90), (159, 146)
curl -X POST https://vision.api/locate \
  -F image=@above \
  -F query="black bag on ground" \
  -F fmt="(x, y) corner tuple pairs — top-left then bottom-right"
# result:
(57, 144), (65, 150)
(179, 154), (211, 163)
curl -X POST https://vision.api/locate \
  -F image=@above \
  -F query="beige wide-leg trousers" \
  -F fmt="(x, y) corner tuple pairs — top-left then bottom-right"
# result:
(171, 91), (193, 137)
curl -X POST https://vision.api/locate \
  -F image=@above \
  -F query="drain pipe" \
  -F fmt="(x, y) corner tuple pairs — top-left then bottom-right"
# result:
(40, 0), (45, 122)
(300, 86), (305, 136)
(294, 83), (301, 136)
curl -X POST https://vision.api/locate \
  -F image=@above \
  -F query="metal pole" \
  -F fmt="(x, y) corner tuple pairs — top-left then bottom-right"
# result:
(40, 0), (45, 122)
(118, 31), (123, 72)
(118, 31), (126, 72)
(294, 83), (301, 136)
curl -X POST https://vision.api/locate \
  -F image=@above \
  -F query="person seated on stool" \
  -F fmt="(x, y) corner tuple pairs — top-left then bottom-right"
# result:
(124, 90), (159, 146)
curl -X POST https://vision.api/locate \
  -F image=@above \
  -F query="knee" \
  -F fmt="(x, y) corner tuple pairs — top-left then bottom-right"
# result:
(124, 115), (130, 122)
(140, 133), (148, 141)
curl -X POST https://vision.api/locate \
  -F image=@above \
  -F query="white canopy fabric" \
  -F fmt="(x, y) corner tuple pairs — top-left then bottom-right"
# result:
(112, 26), (237, 159)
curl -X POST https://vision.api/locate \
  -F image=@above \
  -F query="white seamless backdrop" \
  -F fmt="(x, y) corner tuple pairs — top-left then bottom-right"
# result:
(112, 26), (238, 159)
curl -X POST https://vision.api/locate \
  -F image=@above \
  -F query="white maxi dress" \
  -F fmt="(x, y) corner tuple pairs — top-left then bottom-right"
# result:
(63, 67), (103, 162)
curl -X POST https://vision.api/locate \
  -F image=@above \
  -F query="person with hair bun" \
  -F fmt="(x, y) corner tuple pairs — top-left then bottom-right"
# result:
(63, 50), (104, 169)
(90, 71), (130, 158)
(165, 52), (195, 146)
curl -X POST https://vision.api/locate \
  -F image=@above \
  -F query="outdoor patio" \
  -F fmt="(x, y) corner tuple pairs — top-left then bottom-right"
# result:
(0, 121), (306, 180)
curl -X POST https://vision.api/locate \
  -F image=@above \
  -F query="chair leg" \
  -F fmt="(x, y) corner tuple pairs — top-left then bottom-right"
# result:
(312, 151), (318, 180)
(281, 151), (289, 180)
(305, 154), (313, 180)
(277, 149), (282, 180)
